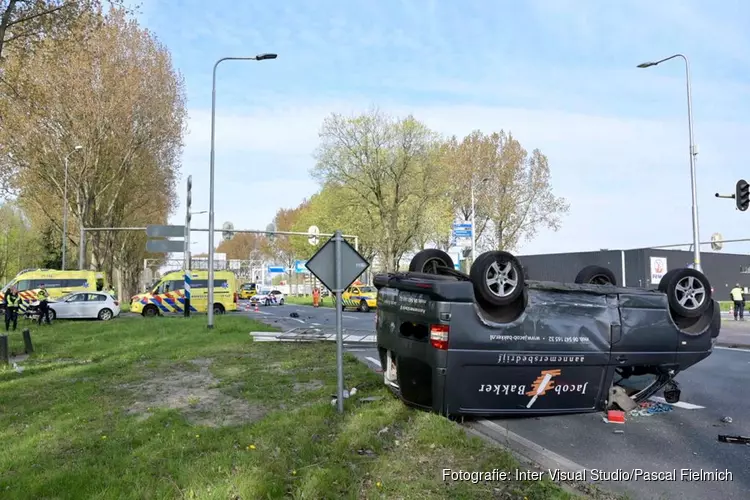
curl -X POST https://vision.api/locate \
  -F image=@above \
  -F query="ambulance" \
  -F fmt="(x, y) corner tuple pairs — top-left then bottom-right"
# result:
(0, 269), (107, 313)
(130, 270), (238, 316)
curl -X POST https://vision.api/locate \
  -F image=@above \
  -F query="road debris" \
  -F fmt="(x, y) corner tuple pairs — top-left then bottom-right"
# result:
(718, 435), (750, 444)
(330, 387), (358, 405)
(359, 396), (384, 403)
(629, 401), (674, 417)
(603, 410), (626, 424)
(613, 430), (625, 434)
(720, 416), (733, 423)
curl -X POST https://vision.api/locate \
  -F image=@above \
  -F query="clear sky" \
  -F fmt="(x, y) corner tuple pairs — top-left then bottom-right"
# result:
(130, 0), (750, 258)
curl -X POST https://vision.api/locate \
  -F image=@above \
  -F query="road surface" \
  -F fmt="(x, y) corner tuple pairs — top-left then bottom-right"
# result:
(248, 302), (750, 499)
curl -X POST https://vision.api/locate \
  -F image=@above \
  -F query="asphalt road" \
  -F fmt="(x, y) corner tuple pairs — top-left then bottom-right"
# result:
(240, 300), (376, 334)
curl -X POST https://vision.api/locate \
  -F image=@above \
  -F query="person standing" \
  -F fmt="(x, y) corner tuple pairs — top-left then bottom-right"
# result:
(3, 286), (21, 332)
(312, 287), (320, 308)
(36, 283), (52, 325)
(730, 283), (745, 321)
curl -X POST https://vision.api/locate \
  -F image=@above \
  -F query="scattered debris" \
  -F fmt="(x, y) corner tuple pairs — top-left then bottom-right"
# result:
(718, 435), (750, 444)
(359, 396), (384, 403)
(356, 448), (376, 457)
(608, 386), (638, 411)
(330, 387), (358, 405)
(290, 312), (300, 318)
(603, 410), (626, 424)
(629, 401), (674, 417)
(721, 416), (733, 424)
(613, 430), (625, 434)
(11, 362), (24, 374)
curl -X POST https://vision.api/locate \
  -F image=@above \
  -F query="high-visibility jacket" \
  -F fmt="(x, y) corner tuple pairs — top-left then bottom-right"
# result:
(730, 287), (744, 301)
(4, 293), (21, 308)
(37, 289), (49, 301)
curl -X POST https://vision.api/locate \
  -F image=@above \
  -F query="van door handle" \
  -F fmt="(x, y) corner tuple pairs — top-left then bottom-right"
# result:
(616, 355), (627, 363)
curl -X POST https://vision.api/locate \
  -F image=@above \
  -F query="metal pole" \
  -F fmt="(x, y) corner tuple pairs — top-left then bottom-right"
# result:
(207, 59), (220, 329)
(62, 157), (69, 270)
(78, 228), (85, 270)
(334, 230), (344, 413)
(682, 54), (702, 273)
(470, 181), (476, 263)
(185, 175), (192, 318)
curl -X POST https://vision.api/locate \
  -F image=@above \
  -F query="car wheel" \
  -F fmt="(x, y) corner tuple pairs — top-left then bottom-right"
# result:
(213, 304), (225, 315)
(98, 308), (113, 321)
(279, 298), (284, 305)
(574, 265), (617, 285)
(359, 299), (370, 312)
(142, 305), (158, 317)
(409, 249), (455, 274)
(661, 268), (711, 318)
(470, 251), (525, 307)
(264, 299), (270, 306)
(49, 309), (57, 321)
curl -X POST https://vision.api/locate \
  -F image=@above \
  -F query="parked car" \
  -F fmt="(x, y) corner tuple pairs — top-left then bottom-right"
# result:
(374, 249), (719, 418)
(250, 289), (285, 306)
(46, 291), (121, 321)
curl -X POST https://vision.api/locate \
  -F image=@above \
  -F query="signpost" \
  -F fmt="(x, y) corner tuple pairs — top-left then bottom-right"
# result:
(185, 176), (192, 317)
(146, 225), (186, 254)
(267, 266), (285, 273)
(305, 231), (370, 413)
(452, 222), (472, 239)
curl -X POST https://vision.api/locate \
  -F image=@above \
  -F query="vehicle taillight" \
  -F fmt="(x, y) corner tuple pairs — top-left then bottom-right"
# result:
(429, 324), (449, 350)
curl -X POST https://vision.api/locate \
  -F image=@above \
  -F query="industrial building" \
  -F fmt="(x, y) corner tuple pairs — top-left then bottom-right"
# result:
(517, 248), (750, 297)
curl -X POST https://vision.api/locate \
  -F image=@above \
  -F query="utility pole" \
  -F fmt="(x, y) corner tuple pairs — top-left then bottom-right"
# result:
(184, 175), (192, 317)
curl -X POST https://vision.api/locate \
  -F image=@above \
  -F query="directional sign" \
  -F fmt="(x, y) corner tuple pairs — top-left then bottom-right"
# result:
(146, 225), (185, 238)
(453, 231), (472, 238)
(267, 266), (285, 273)
(453, 223), (471, 229)
(305, 233), (369, 291)
(294, 260), (308, 274)
(147, 239), (186, 253)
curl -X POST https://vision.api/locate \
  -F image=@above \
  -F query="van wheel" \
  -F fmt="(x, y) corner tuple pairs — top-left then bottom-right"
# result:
(359, 299), (370, 312)
(470, 251), (525, 307)
(213, 304), (225, 315)
(409, 249), (455, 274)
(142, 305), (158, 317)
(574, 265), (617, 286)
(659, 268), (711, 318)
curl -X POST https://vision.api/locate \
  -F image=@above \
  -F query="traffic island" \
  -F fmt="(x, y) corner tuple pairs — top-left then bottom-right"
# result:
(0, 315), (579, 499)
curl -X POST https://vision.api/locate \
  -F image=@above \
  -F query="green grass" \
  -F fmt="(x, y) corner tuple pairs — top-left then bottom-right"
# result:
(719, 301), (732, 311)
(0, 315), (577, 499)
(285, 295), (334, 308)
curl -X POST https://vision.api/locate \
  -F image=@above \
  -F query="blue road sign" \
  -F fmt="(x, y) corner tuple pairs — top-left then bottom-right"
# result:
(452, 230), (472, 238)
(294, 260), (308, 273)
(267, 266), (285, 273)
(453, 223), (471, 229)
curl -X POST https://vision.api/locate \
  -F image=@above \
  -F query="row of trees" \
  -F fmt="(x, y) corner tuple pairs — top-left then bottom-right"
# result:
(225, 110), (569, 275)
(0, 1), (186, 295)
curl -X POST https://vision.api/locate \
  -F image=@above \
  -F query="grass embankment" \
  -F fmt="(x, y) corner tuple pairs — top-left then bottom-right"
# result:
(0, 315), (575, 499)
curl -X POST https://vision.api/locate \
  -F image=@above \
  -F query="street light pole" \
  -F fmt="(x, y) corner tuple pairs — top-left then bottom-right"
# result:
(638, 54), (701, 272)
(207, 53), (277, 329)
(470, 181), (476, 263)
(61, 145), (83, 270)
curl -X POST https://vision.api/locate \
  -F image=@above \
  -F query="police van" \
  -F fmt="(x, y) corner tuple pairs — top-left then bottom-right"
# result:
(130, 270), (238, 316)
(0, 269), (107, 313)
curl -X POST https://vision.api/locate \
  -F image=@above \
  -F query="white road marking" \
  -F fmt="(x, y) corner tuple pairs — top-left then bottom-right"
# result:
(649, 396), (704, 409)
(311, 323), (321, 326)
(715, 346), (750, 353)
(365, 356), (382, 367)
(343, 315), (359, 320)
(289, 318), (306, 324)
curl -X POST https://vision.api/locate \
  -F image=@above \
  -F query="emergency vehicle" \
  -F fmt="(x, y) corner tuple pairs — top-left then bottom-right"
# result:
(130, 270), (238, 316)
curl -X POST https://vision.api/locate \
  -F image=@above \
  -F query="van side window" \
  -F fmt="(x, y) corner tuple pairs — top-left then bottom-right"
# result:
(62, 279), (88, 288)
(29, 279), (63, 289)
(189, 279), (227, 288)
(15, 280), (31, 291)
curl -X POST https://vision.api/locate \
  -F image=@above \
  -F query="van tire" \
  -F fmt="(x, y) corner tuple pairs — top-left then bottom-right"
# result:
(142, 305), (158, 317)
(409, 249), (455, 274)
(574, 265), (617, 286)
(213, 304), (225, 315)
(659, 268), (711, 318)
(470, 251), (525, 307)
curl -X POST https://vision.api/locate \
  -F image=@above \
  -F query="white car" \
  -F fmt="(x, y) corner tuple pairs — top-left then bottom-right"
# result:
(48, 291), (121, 321)
(250, 289), (285, 306)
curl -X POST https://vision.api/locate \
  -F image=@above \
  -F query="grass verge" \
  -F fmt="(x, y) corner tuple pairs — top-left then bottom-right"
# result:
(0, 315), (579, 499)
(285, 295), (334, 308)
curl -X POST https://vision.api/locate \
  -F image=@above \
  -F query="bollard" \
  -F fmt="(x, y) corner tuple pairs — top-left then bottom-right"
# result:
(0, 335), (8, 365)
(22, 328), (33, 354)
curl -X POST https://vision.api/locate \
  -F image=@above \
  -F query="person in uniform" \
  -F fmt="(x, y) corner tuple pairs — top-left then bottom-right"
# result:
(3, 286), (21, 332)
(730, 283), (745, 321)
(312, 287), (320, 308)
(37, 283), (52, 325)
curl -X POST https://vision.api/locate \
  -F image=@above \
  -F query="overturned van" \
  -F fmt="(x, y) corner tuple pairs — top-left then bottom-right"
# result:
(374, 250), (720, 418)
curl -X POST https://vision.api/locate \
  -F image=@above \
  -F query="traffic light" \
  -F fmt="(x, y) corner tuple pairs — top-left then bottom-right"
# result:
(736, 179), (749, 211)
